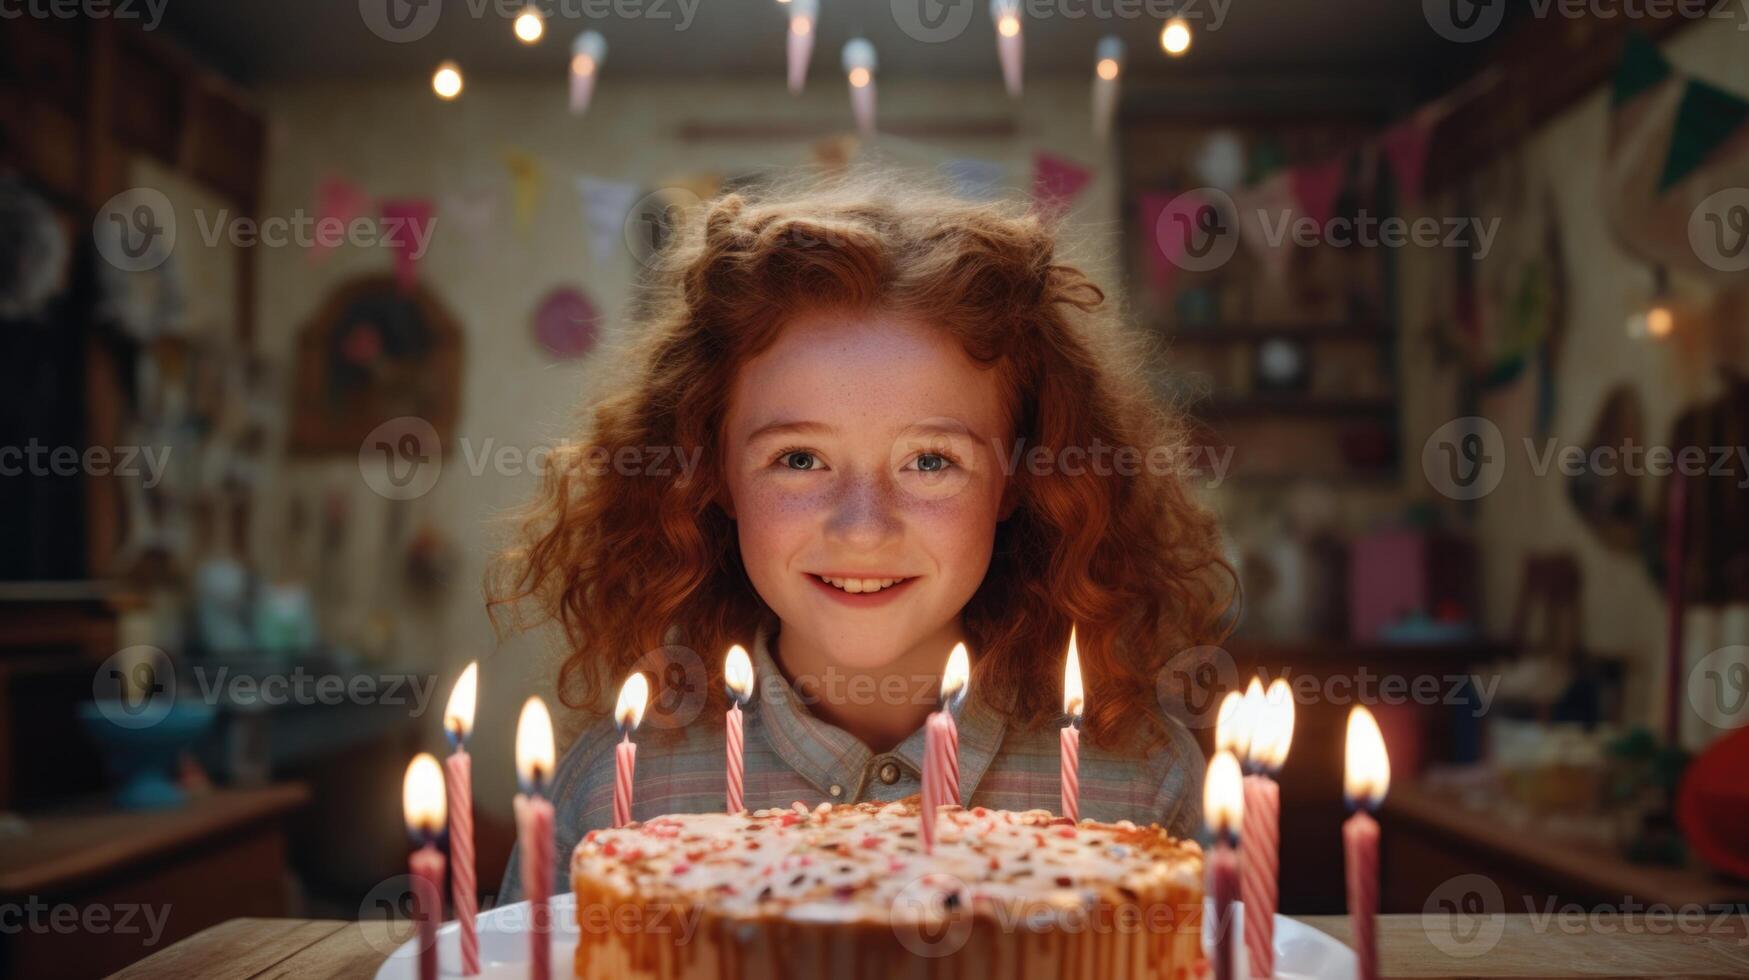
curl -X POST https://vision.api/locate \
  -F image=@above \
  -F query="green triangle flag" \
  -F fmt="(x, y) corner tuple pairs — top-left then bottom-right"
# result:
(1658, 78), (1749, 191)
(1612, 32), (1671, 108)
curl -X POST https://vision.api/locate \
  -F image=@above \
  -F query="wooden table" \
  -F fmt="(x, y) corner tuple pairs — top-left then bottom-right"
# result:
(115, 912), (1749, 978)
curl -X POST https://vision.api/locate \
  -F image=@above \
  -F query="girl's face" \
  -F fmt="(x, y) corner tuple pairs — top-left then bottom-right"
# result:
(722, 309), (1015, 671)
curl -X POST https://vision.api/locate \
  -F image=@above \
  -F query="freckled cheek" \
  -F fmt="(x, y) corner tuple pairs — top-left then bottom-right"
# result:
(903, 487), (1003, 567)
(732, 481), (833, 571)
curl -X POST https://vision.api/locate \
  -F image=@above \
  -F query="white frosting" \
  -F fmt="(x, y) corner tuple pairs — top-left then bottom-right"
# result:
(572, 800), (1202, 925)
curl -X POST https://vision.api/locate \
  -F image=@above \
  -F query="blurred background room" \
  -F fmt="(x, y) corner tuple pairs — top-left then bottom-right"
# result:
(1, 0), (1747, 975)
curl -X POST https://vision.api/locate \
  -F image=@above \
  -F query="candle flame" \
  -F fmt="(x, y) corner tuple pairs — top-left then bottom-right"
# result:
(1247, 677), (1295, 772)
(515, 696), (556, 792)
(402, 752), (447, 838)
(941, 643), (969, 706)
(444, 662), (478, 742)
(1203, 749), (1243, 838)
(615, 672), (649, 733)
(724, 644), (753, 704)
(1062, 627), (1084, 719)
(1214, 690), (1245, 756)
(1344, 706), (1390, 809)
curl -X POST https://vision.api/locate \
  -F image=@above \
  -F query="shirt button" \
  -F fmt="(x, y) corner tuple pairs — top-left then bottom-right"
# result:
(829, 784), (842, 797)
(878, 762), (900, 785)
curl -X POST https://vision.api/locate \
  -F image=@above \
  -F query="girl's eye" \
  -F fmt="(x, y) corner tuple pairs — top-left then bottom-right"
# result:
(775, 449), (821, 471)
(908, 450), (960, 473)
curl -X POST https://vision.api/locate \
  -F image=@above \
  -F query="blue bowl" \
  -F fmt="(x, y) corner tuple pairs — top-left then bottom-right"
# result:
(77, 701), (217, 809)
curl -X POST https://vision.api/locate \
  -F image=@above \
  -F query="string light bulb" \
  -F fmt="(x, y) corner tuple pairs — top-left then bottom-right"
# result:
(513, 6), (544, 44)
(432, 61), (463, 100)
(788, 0), (817, 94)
(842, 38), (878, 135)
(1092, 35), (1124, 139)
(1161, 17), (1192, 56)
(992, 0), (1023, 97)
(570, 31), (608, 115)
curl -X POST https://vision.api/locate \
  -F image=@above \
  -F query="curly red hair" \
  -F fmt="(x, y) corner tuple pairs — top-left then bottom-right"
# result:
(489, 172), (1235, 749)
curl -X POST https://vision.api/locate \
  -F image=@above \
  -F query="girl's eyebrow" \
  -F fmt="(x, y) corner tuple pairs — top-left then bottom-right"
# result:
(745, 419), (985, 444)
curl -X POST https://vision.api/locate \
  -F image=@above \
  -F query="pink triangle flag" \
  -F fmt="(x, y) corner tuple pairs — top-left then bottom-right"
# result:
(312, 175), (372, 264)
(379, 199), (436, 292)
(1289, 157), (1347, 228)
(1380, 111), (1435, 207)
(1033, 153), (1093, 215)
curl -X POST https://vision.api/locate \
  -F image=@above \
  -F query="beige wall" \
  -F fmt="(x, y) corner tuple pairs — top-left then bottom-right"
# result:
(1398, 18), (1749, 726)
(250, 73), (1120, 816)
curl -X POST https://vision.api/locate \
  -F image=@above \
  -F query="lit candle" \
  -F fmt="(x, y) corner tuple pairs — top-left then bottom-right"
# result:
(613, 673), (649, 828)
(921, 644), (969, 851)
(1344, 706), (1390, 980)
(724, 644), (753, 813)
(1060, 627), (1084, 822)
(1241, 679), (1295, 978)
(442, 663), (480, 976)
(1204, 749), (1244, 980)
(402, 753), (447, 980)
(515, 697), (556, 980)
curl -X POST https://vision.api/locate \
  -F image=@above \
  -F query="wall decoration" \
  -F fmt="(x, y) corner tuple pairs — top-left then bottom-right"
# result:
(1033, 152), (1092, 214)
(532, 286), (600, 360)
(378, 198), (436, 292)
(576, 176), (641, 263)
(312, 175), (372, 264)
(942, 158), (1006, 201)
(503, 149), (545, 233)
(288, 275), (462, 455)
(1567, 385), (1647, 555)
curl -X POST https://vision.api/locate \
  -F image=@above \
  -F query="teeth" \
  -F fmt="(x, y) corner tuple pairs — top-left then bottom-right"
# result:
(819, 576), (903, 593)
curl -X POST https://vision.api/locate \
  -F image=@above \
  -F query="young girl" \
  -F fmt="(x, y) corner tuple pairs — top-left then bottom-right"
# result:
(492, 174), (1235, 901)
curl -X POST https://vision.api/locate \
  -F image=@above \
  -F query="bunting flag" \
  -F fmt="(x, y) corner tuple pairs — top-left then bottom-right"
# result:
(503, 150), (545, 233)
(1658, 77), (1749, 191)
(942, 158), (1006, 201)
(378, 198), (436, 292)
(1289, 156), (1346, 228)
(440, 185), (499, 253)
(1380, 110), (1435, 208)
(532, 286), (601, 360)
(575, 176), (641, 263)
(1232, 172), (1298, 281)
(1032, 153), (1092, 215)
(312, 175), (372, 263)
(1138, 192), (1181, 298)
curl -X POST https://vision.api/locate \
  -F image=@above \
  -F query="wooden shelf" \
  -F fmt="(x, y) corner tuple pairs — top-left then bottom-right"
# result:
(1196, 394), (1398, 420)
(1165, 322), (1394, 343)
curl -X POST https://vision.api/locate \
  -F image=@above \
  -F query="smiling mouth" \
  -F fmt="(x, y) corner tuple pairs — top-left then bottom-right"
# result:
(809, 574), (916, 594)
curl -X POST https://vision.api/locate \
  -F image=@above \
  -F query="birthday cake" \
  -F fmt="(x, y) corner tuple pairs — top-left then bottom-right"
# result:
(571, 798), (1204, 979)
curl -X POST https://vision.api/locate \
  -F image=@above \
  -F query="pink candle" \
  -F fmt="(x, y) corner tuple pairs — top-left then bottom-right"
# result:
(1241, 774), (1279, 977)
(935, 643), (969, 807)
(724, 644), (753, 813)
(1343, 706), (1390, 980)
(443, 663), (480, 975)
(1204, 751), (1244, 980)
(401, 754), (447, 980)
(515, 793), (555, 980)
(1061, 628), (1083, 821)
(516, 698), (559, 980)
(921, 711), (951, 852)
(612, 674), (649, 828)
(1343, 810), (1379, 980)
(410, 843), (444, 980)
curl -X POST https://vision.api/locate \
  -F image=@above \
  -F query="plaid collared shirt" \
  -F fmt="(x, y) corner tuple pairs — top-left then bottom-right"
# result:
(499, 621), (1204, 902)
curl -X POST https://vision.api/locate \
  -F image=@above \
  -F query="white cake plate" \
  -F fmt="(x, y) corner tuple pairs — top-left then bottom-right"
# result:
(375, 893), (1355, 978)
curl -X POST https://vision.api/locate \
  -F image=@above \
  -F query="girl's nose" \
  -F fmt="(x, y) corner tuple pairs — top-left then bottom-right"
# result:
(823, 472), (902, 549)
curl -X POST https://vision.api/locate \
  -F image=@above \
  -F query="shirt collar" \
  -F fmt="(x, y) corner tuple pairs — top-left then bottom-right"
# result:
(747, 619), (1008, 801)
